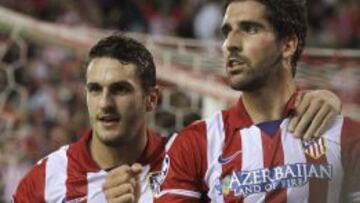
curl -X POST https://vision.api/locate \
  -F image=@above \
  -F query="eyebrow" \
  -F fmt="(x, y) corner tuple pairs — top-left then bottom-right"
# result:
(109, 81), (134, 90)
(221, 20), (266, 33)
(86, 82), (100, 89)
(86, 81), (134, 90)
(238, 20), (266, 29)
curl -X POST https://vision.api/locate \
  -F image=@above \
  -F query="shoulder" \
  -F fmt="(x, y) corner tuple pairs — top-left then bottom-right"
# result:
(44, 145), (71, 167)
(13, 157), (48, 202)
(166, 110), (228, 152)
(170, 119), (207, 150)
(20, 157), (48, 183)
(15, 145), (70, 191)
(178, 110), (225, 139)
(20, 145), (70, 180)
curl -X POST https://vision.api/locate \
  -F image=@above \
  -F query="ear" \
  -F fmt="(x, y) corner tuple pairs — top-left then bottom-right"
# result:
(282, 35), (298, 60)
(145, 86), (160, 112)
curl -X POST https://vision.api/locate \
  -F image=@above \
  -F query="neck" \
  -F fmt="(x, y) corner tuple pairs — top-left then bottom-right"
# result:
(89, 128), (148, 169)
(242, 68), (296, 124)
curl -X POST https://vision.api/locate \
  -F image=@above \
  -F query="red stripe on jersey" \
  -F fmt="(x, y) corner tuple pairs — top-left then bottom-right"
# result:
(159, 121), (208, 193)
(304, 145), (328, 203)
(221, 110), (244, 203)
(13, 158), (47, 203)
(36, 158), (47, 203)
(65, 131), (99, 201)
(65, 145), (89, 201)
(340, 118), (360, 199)
(262, 129), (287, 203)
(38, 159), (47, 203)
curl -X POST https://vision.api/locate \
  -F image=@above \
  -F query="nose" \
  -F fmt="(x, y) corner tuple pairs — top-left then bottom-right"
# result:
(222, 31), (243, 56)
(99, 89), (115, 109)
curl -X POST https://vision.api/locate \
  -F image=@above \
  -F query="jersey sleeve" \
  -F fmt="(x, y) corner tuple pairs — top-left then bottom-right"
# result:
(12, 158), (47, 203)
(154, 121), (208, 203)
(341, 118), (360, 202)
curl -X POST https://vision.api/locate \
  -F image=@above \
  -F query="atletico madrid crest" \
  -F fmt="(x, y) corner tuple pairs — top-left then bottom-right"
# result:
(302, 137), (328, 159)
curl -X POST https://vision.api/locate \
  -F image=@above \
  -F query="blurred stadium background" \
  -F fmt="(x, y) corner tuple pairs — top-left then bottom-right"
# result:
(0, 0), (359, 201)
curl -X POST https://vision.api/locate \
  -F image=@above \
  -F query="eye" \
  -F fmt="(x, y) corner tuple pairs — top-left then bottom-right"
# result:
(86, 83), (101, 93)
(111, 87), (129, 95)
(221, 24), (231, 38)
(110, 83), (133, 95)
(241, 23), (260, 34)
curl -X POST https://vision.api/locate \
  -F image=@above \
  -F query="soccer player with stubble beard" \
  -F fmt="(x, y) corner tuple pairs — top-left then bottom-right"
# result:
(154, 0), (360, 202)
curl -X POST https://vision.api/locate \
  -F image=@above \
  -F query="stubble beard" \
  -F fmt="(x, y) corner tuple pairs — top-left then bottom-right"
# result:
(230, 74), (266, 92)
(229, 66), (269, 92)
(229, 56), (282, 92)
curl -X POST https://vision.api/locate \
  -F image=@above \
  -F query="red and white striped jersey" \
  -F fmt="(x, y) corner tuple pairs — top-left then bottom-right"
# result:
(13, 129), (165, 203)
(155, 97), (360, 203)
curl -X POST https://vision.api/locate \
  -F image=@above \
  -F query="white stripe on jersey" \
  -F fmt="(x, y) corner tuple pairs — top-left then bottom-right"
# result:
(280, 119), (308, 203)
(87, 170), (107, 202)
(165, 133), (178, 152)
(157, 189), (202, 199)
(86, 164), (155, 203)
(240, 126), (265, 203)
(139, 165), (152, 203)
(205, 112), (226, 203)
(45, 145), (69, 203)
(324, 116), (344, 203)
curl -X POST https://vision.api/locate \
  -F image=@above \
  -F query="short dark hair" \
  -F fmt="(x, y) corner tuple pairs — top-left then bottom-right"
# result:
(224, 0), (307, 76)
(88, 34), (156, 93)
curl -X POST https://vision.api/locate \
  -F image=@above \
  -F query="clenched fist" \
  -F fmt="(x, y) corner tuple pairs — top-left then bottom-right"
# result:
(103, 163), (143, 203)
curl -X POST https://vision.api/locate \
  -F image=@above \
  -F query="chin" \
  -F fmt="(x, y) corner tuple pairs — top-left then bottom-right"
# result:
(99, 135), (127, 147)
(230, 68), (271, 91)
(95, 130), (126, 147)
(230, 78), (265, 92)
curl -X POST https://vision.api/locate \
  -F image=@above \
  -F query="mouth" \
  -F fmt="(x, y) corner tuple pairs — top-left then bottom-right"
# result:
(227, 58), (247, 74)
(227, 58), (247, 68)
(97, 114), (120, 127)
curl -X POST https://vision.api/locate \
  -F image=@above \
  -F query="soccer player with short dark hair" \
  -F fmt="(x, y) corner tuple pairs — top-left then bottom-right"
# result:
(13, 34), (165, 202)
(154, 0), (360, 202)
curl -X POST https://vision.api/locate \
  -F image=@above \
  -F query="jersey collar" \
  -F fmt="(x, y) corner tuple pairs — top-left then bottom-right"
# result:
(227, 90), (299, 132)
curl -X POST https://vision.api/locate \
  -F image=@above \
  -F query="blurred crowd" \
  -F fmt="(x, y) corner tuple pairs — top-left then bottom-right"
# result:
(0, 40), (89, 201)
(0, 0), (359, 202)
(0, 0), (359, 48)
